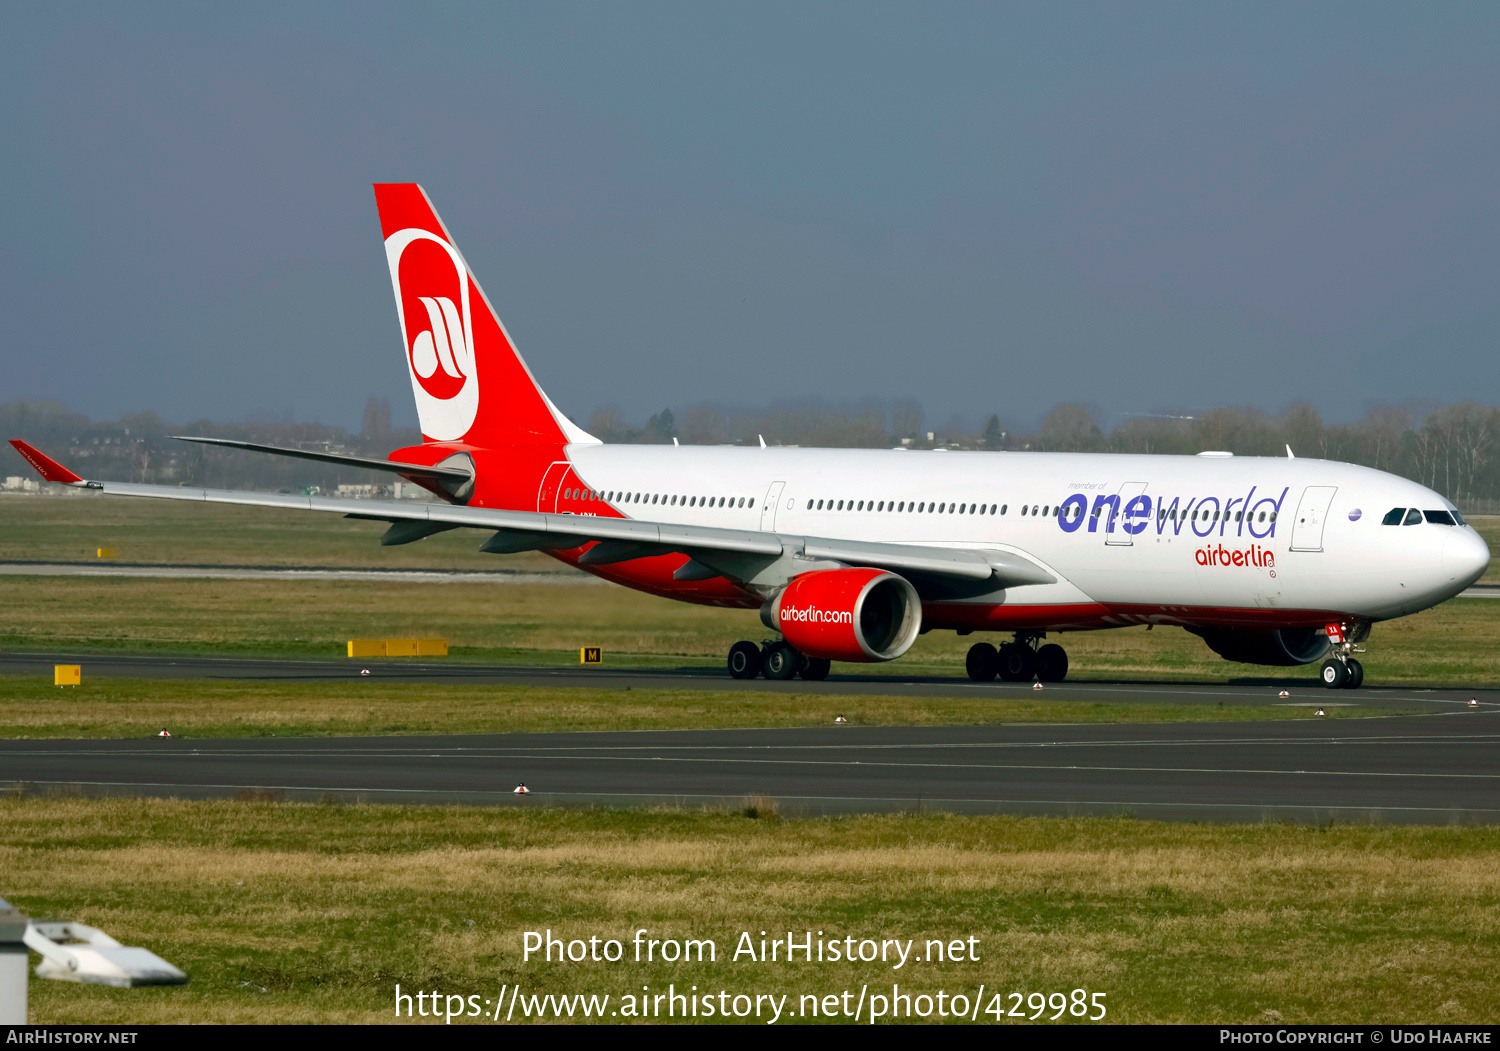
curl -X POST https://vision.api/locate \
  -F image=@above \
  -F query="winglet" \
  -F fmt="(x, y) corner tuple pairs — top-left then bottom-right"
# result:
(8, 440), (85, 484)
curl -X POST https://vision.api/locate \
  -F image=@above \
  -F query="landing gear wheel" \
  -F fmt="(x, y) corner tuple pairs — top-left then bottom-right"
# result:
(762, 642), (801, 680)
(1320, 658), (1348, 689)
(998, 643), (1036, 682)
(799, 657), (831, 681)
(965, 643), (999, 682)
(1036, 644), (1069, 683)
(1341, 658), (1364, 690)
(727, 641), (762, 680)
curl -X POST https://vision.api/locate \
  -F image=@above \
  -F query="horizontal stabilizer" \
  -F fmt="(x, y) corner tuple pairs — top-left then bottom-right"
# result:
(171, 436), (473, 483)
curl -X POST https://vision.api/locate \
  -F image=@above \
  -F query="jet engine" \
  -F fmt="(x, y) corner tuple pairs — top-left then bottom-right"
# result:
(761, 568), (922, 663)
(1187, 626), (1331, 667)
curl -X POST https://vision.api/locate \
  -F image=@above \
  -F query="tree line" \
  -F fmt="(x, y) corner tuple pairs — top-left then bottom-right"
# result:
(2, 397), (1496, 507)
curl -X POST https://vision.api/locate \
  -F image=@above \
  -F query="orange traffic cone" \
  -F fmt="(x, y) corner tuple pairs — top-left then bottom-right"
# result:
(513, 783), (530, 794)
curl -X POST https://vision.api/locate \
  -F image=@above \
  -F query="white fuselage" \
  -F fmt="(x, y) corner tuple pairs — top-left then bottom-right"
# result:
(550, 445), (1489, 629)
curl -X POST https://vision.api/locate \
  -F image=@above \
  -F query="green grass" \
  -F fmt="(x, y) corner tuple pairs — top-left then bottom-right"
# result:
(0, 676), (1378, 740)
(6, 797), (1499, 1024)
(0, 493), (573, 572)
(2, 573), (1499, 687)
(2, 498), (1497, 690)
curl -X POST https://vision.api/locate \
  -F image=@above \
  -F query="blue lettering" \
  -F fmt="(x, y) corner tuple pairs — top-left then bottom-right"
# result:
(1247, 487), (1288, 539)
(1191, 497), (1221, 537)
(1122, 495), (1152, 535)
(1236, 487), (1256, 537)
(1089, 494), (1120, 533)
(1058, 494), (1087, 533)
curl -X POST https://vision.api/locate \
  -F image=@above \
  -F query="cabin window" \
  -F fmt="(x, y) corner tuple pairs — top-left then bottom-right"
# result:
(877, 501), (884, 511)
(1021, 506), (1028, 516)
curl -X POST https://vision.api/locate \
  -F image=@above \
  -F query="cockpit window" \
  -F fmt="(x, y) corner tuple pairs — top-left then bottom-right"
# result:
(1403, 508), (1423, 526)
(1452, 509), (1467, 526)
(1382, 508), (1405, 526)
(1424, 510), (1456, 526)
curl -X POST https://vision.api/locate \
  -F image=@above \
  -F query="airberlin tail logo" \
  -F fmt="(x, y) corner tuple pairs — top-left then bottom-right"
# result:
(384, 228), (480, 441)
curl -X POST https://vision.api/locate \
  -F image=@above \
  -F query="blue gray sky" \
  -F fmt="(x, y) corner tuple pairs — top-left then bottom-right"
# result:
(3, 3), (1497, 433)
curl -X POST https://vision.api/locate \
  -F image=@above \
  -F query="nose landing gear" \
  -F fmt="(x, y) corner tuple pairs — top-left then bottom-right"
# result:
(1319, 621), (1367, 690)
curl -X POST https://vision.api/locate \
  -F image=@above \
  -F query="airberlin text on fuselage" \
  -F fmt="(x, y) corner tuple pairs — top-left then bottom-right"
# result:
(780, 605), (853, 625)
(1057, 486), (1290, 540)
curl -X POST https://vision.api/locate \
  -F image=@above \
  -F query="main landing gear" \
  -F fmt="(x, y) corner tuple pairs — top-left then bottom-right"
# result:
(966, 634), (1069, 683)
(1319, 621), (1367, 690)
(726, 640), (830, 681)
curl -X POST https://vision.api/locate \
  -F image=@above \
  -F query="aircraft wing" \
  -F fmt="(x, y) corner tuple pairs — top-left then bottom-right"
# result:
(8, 440), (1055, 590)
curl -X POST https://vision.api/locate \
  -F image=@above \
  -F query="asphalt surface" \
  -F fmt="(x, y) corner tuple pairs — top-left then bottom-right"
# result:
(2, 650), (1499, 823)
(4, 715), (1499, 823)
(2, 649), (1496, 710)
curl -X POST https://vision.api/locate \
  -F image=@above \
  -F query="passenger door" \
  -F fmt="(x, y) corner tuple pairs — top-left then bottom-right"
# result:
(536, 461), (572, 513)
(760, 481), (785, 531)
(1106, 482), (1149, 546)
(1290, 486), (1337, 552)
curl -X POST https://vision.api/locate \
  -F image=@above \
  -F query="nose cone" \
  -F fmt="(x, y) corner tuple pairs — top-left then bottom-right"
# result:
(1444, 528), (1491, 590)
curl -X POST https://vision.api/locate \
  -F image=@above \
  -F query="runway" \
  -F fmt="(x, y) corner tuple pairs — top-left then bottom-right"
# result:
(4, 715), (1499, 823)
(1, 649), (1495, 710)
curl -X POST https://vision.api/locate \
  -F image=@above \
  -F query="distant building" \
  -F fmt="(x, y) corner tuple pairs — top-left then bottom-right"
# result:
(2, 476), (39, 492)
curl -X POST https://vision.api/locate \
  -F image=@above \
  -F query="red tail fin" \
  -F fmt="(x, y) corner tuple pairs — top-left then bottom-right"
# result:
(373, 184), (594, 448)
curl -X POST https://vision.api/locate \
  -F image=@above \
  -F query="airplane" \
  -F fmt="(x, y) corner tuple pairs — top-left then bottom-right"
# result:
(9, 184), (1491, 689)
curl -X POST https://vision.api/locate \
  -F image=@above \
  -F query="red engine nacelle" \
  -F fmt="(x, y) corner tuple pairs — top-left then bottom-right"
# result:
(762, 568), (923, 663)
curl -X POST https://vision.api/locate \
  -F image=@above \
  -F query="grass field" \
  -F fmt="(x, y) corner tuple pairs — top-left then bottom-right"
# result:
(2, 497), (1496, 690)
(5, 796), (1498, 1025)
(2, 573), (1498, 687)
(0, 493), (572, 572)
(2, 506), (1495, 1027)
(0, 676), (1370, 740)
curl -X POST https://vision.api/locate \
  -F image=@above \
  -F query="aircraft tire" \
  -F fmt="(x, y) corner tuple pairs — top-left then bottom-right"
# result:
(965, 643), (999, 682)
(800, 657), (831, 681)
(1342, 658), (1364, 689)
(1036, 644), (1069, 683)
(762, 642), (801, 680)
(1319, 658), (1348, 689)
(998, 643), (1035, 682)
(728, 641), (762, 680)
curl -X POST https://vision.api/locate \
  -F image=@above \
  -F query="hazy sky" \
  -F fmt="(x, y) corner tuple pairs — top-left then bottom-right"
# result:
(3, 3), (1497, 434)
